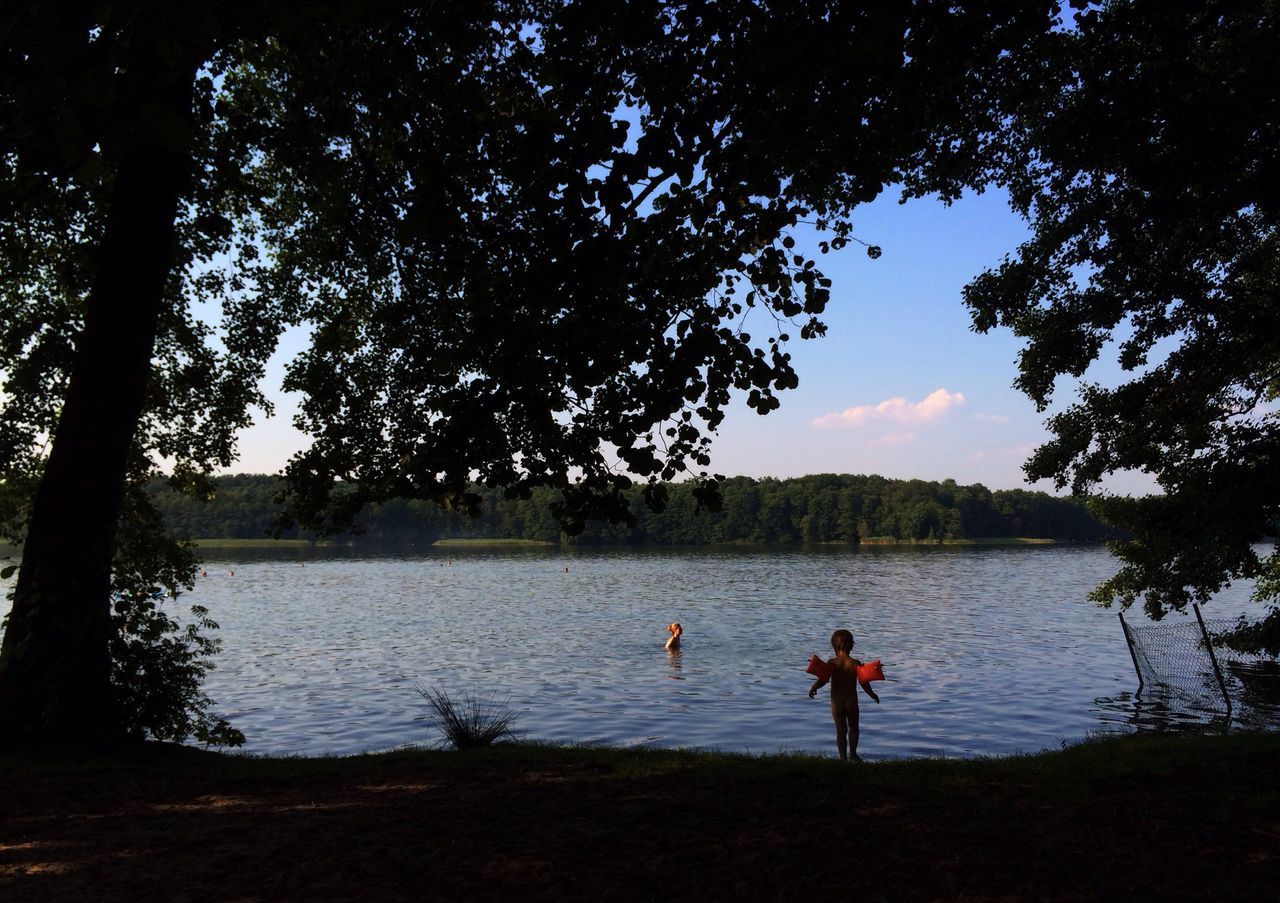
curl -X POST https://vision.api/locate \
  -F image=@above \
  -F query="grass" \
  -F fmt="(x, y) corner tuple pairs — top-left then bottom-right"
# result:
(191, 538), (318, 548)
(2, 731), (1277, 899)
(946, 536), (1060, 545)
(856, 536), (1062, 546)
(415, 685), (521, 749)
(431, 537), (558, 547)
(174, 537), (1071, 550)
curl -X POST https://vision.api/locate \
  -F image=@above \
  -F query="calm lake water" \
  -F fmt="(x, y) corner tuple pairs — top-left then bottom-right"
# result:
(3, 545), (1274, 758)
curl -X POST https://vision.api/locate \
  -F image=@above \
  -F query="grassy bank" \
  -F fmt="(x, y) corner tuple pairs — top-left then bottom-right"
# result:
(184, 536), (1075, 551)
(191, 538), (318, 549)
(2, 731), (1276, 899)
(431, 537), (558, 548)
(855, 536), (1061, 546)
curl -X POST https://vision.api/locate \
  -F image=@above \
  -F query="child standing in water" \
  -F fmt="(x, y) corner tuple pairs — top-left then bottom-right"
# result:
(664, 622), (683, 651)
(808, 629), (879, 762)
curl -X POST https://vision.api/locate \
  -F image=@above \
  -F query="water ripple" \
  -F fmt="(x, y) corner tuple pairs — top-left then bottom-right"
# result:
(6, 546), (1268, 759)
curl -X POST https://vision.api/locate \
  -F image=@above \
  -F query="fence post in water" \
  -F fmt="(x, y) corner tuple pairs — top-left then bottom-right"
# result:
(1118, 611), (1143, 694)
(1193, 603), (1232, 719)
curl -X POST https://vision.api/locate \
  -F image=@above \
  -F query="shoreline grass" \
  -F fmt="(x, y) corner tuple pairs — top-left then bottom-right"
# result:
(181, 536), (1085, 551)
(850, 536), (1063, 546)
(3, 730), (1276, 898)
(5, 537), (1086, 561)
(190, 537), (319, 548)
(431, 537), (558, 547)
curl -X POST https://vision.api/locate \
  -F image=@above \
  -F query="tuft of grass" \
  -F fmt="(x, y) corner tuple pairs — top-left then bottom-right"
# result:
(415, 685), (521, 750)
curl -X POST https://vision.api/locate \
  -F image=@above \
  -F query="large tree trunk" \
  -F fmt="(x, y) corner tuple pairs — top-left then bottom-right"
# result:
(0, 58), (195, 747)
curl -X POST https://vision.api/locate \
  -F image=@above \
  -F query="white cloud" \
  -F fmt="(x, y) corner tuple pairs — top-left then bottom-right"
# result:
(871, 432), (916, 447)
(811, 388), (966, 429)
(970, 442), (1037, 461)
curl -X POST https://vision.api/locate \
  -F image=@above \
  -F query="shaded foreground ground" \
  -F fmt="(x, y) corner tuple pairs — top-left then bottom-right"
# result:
(3, 732), (1278, 900)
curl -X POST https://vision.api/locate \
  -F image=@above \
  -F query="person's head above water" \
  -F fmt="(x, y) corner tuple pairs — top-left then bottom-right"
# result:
(668, 622), (682, 635)
(831, 629), (854, 654)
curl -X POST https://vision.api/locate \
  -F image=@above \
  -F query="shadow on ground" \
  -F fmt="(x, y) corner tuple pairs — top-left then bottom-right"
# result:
(2, 734), (1277, 900)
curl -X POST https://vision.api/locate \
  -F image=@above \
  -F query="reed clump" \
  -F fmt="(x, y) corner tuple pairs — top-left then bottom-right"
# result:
(415, 685), (520, 749)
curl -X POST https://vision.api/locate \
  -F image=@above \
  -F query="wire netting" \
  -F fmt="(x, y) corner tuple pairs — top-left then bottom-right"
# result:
(1123, 615), (1228, 708)
(1121, 609), (1280, 718)
(1205, 618), (1280, 716)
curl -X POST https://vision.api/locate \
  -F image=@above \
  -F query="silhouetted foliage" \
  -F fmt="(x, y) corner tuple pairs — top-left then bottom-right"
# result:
(910, 0), (1280, 651)
(0, 2), (1056, 745)
(109, 475), (243, 746)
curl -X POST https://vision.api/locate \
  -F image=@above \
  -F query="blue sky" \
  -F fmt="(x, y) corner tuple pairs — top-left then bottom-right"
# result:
(225, 186), (1156, 496)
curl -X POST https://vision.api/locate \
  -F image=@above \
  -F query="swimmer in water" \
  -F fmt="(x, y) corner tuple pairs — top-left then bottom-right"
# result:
(808, 629), (879, 762)
(665, 622), (683, 651)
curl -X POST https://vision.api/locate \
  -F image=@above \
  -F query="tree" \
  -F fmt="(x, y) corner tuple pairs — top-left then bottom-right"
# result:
(0, 1), (1054, 745)
(938, 1), (1280, 650)
(0, 5), (257, 746)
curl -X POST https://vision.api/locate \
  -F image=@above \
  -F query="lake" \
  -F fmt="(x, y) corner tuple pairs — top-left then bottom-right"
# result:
(2, 544), (1274, 758)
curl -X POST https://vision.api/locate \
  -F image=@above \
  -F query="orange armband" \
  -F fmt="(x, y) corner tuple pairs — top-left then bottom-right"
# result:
(805, 655), (834, 680)
(857, 659), (885, 683)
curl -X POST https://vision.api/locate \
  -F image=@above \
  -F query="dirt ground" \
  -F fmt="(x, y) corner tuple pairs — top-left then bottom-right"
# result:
(2, 735), (1278, 901)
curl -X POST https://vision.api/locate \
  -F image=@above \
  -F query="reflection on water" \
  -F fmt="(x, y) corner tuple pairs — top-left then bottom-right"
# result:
(1092, 690), (1234, 735)
(2, 544), (1274, 758)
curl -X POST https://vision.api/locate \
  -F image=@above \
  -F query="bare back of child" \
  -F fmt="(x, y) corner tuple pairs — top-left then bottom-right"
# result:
(808, 628), (879, 761)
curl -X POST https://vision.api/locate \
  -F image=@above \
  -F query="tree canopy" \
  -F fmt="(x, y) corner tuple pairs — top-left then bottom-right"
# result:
(149, 473), (1114, 546)
(942, 0), (1280, 651)
(0, 2), (1055, 745)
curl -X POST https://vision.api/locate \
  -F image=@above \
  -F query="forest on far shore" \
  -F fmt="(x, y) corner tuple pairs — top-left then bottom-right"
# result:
(148, 473), (1119, 546)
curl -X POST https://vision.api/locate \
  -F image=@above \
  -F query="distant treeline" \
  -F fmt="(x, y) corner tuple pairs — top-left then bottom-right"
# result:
(148, 473), (1117, 545)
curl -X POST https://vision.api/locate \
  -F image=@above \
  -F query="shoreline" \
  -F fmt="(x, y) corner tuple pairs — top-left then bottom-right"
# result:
(176, 535), (1089, 550)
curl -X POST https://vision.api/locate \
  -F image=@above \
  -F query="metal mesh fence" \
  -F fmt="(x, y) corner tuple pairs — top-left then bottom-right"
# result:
(1206, 620), (1280, 717)
(1120, 606), (1280, 718)
(1122, 613), (1227, 708)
